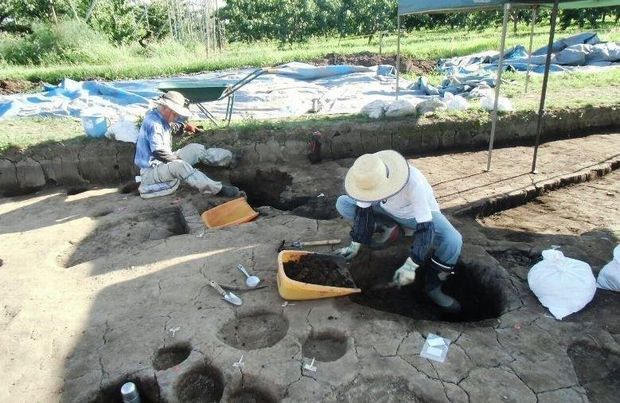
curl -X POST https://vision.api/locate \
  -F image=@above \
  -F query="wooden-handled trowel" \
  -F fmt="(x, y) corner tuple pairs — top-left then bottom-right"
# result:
(209, 280), (242, 305)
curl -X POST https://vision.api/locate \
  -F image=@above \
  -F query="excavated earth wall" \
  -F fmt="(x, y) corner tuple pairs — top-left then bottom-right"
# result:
(1, 106), (618, 196)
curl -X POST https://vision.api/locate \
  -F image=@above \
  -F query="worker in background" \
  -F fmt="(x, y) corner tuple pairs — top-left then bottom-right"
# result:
(334, 150), (463, 312)
(134, 91), (241, 199)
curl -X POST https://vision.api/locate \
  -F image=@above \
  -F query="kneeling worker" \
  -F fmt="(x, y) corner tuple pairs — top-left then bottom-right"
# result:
(335, 150), (463, 312)
(134, 91), (241, 199)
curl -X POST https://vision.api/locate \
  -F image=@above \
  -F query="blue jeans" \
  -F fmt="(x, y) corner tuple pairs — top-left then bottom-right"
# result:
(336, 195), (462, 266)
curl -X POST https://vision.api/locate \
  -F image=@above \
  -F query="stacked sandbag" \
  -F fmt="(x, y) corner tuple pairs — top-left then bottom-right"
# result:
(528, 249), (597, 320)
(597, 245), (620, 292)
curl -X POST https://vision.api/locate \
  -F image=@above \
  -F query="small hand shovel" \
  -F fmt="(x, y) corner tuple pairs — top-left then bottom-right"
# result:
(209, 280), (242, 306)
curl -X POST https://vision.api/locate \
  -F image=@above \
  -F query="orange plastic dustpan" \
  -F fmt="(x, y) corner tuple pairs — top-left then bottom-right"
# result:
(201, 197), (259, 229)
(277, 250), (361, 300)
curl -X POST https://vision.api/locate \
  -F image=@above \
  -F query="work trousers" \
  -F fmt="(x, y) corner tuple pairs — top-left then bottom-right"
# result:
(140, 144), (232, 195)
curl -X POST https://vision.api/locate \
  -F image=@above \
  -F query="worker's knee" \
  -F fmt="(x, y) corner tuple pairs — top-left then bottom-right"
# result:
(181, 143), (205, 155)
(167, 160), (194, 178)
(444, 230), (462, 263)
(336, 195), (357, 220)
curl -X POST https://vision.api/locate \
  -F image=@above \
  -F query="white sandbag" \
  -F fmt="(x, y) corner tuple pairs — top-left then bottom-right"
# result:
(109, 118), (139, 143)
(480, 94), (513, 112)
(607, 43), (620, 61)
(416, 98), (447, 115)
(528, 250), (597, 320)
(360, 100), (388, 119)
(385, 100), (416, 117)
(556, 44), (589, 66)
(597, 245), (620, 292)
(443, 92), (469, 111)
(587, 43), (612, 63)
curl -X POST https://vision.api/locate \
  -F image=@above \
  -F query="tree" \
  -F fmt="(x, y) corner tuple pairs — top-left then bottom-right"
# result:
(90, 0), (143, 44)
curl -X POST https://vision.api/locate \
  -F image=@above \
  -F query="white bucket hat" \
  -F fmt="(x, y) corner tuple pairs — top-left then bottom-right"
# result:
(155, 91), (192, 118)
(345, 150), (410, 202)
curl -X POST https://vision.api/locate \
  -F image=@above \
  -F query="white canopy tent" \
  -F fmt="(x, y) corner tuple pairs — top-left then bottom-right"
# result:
(396, 0), (620, 172)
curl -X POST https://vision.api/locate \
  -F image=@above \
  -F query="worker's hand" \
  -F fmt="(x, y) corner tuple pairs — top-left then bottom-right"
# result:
(184, 122), (198, 134)
(392, 257), (419, 287)
(334, 241), (361, 261)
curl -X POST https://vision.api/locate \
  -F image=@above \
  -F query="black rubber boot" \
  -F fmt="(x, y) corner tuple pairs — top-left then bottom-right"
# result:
(424, 259), (461, 313)
(217, 185), (241, 197)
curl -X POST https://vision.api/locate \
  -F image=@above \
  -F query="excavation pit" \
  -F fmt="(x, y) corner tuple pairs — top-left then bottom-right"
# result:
(302, 330), (348, 362)
(488, 249), (536, 281)
(66, 186), (91, 195)
(217, 311), (289, 350)
(88, 375), (160, 403)
(348, 248), (506, 323)
(230, 167), (339, 219)
(152, 343), (192, 371)
(232, 169), (294, 210)
(175, 364), (224, 403)
(65, 207), (188, 267)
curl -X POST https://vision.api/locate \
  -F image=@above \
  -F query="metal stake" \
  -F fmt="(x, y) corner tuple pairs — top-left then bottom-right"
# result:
(396, 16), (401, 100)
(531, 0), (559, 174)
(525, 6), (538, 93)
(486, 3), (511, 172)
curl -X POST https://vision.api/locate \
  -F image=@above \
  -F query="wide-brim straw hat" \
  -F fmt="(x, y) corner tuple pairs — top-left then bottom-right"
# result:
(345, 150), (410, 202)
(155, 91), (192, 118)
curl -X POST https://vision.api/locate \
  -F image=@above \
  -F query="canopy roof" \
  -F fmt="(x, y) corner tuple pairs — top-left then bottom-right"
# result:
(399, 0), (620, 15)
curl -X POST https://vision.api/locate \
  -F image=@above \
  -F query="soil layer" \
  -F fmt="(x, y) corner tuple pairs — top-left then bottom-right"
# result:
(316, 51), (437, 74)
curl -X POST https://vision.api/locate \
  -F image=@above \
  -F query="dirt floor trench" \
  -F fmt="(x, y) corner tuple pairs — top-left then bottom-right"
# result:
(0, 133), (619, 402)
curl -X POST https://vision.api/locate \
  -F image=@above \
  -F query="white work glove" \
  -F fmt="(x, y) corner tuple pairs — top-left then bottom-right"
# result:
(334, 241), (361, 261)
(393, 257), (419, 287)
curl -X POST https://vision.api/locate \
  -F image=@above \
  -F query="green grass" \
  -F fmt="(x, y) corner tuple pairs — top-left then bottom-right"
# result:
(501, 68), (620, 110)
(1, 24), (618, 83)
(0, 117), (85, 153)
(1, 24), (618, 153)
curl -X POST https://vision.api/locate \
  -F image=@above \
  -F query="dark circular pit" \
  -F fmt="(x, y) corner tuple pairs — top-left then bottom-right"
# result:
(217, 311), (289, 350)
(175, 364), (224, 403)
(153, 343), (192, 371)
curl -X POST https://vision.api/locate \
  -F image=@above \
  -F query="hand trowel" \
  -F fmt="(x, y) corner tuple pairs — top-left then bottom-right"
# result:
(209, 280), (242, 306)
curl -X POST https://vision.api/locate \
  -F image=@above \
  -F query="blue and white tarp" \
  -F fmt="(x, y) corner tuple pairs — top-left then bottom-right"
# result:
(413, 32), (620, 96)
(0, 62), (425, 125)
(1, 33), (617, 124)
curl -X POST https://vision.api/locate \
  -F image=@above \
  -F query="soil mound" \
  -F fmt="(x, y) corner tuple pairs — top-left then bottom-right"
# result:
(317, 51), (437, 74)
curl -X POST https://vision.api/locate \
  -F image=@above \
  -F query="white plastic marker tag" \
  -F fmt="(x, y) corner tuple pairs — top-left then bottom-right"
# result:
(420, 333), (451, 363)
(232, 355), (244, 369)
(303, 357), (317, 372)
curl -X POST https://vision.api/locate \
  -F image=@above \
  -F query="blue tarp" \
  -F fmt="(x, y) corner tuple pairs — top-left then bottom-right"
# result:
(411, 33), (620, 96)
(0, 63), (372, 120)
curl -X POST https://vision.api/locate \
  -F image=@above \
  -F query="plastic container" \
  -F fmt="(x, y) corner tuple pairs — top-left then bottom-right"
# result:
(277, 250), (361, 300)
(120, 382), (141, 403)
(81, 114), (110, 138)
(201, 197), (258, 229)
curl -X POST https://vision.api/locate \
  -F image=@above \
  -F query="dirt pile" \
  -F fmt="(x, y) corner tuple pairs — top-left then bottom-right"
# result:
(317, 51), (437, 74)
(0, 79), (39, 95)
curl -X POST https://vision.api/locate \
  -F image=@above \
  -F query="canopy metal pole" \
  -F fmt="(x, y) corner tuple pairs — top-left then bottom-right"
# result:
(531, 0), (559, 174)
(485, 3), (510, 172)
(396, 15), (401, 100)
(525, 6), (538, 93)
